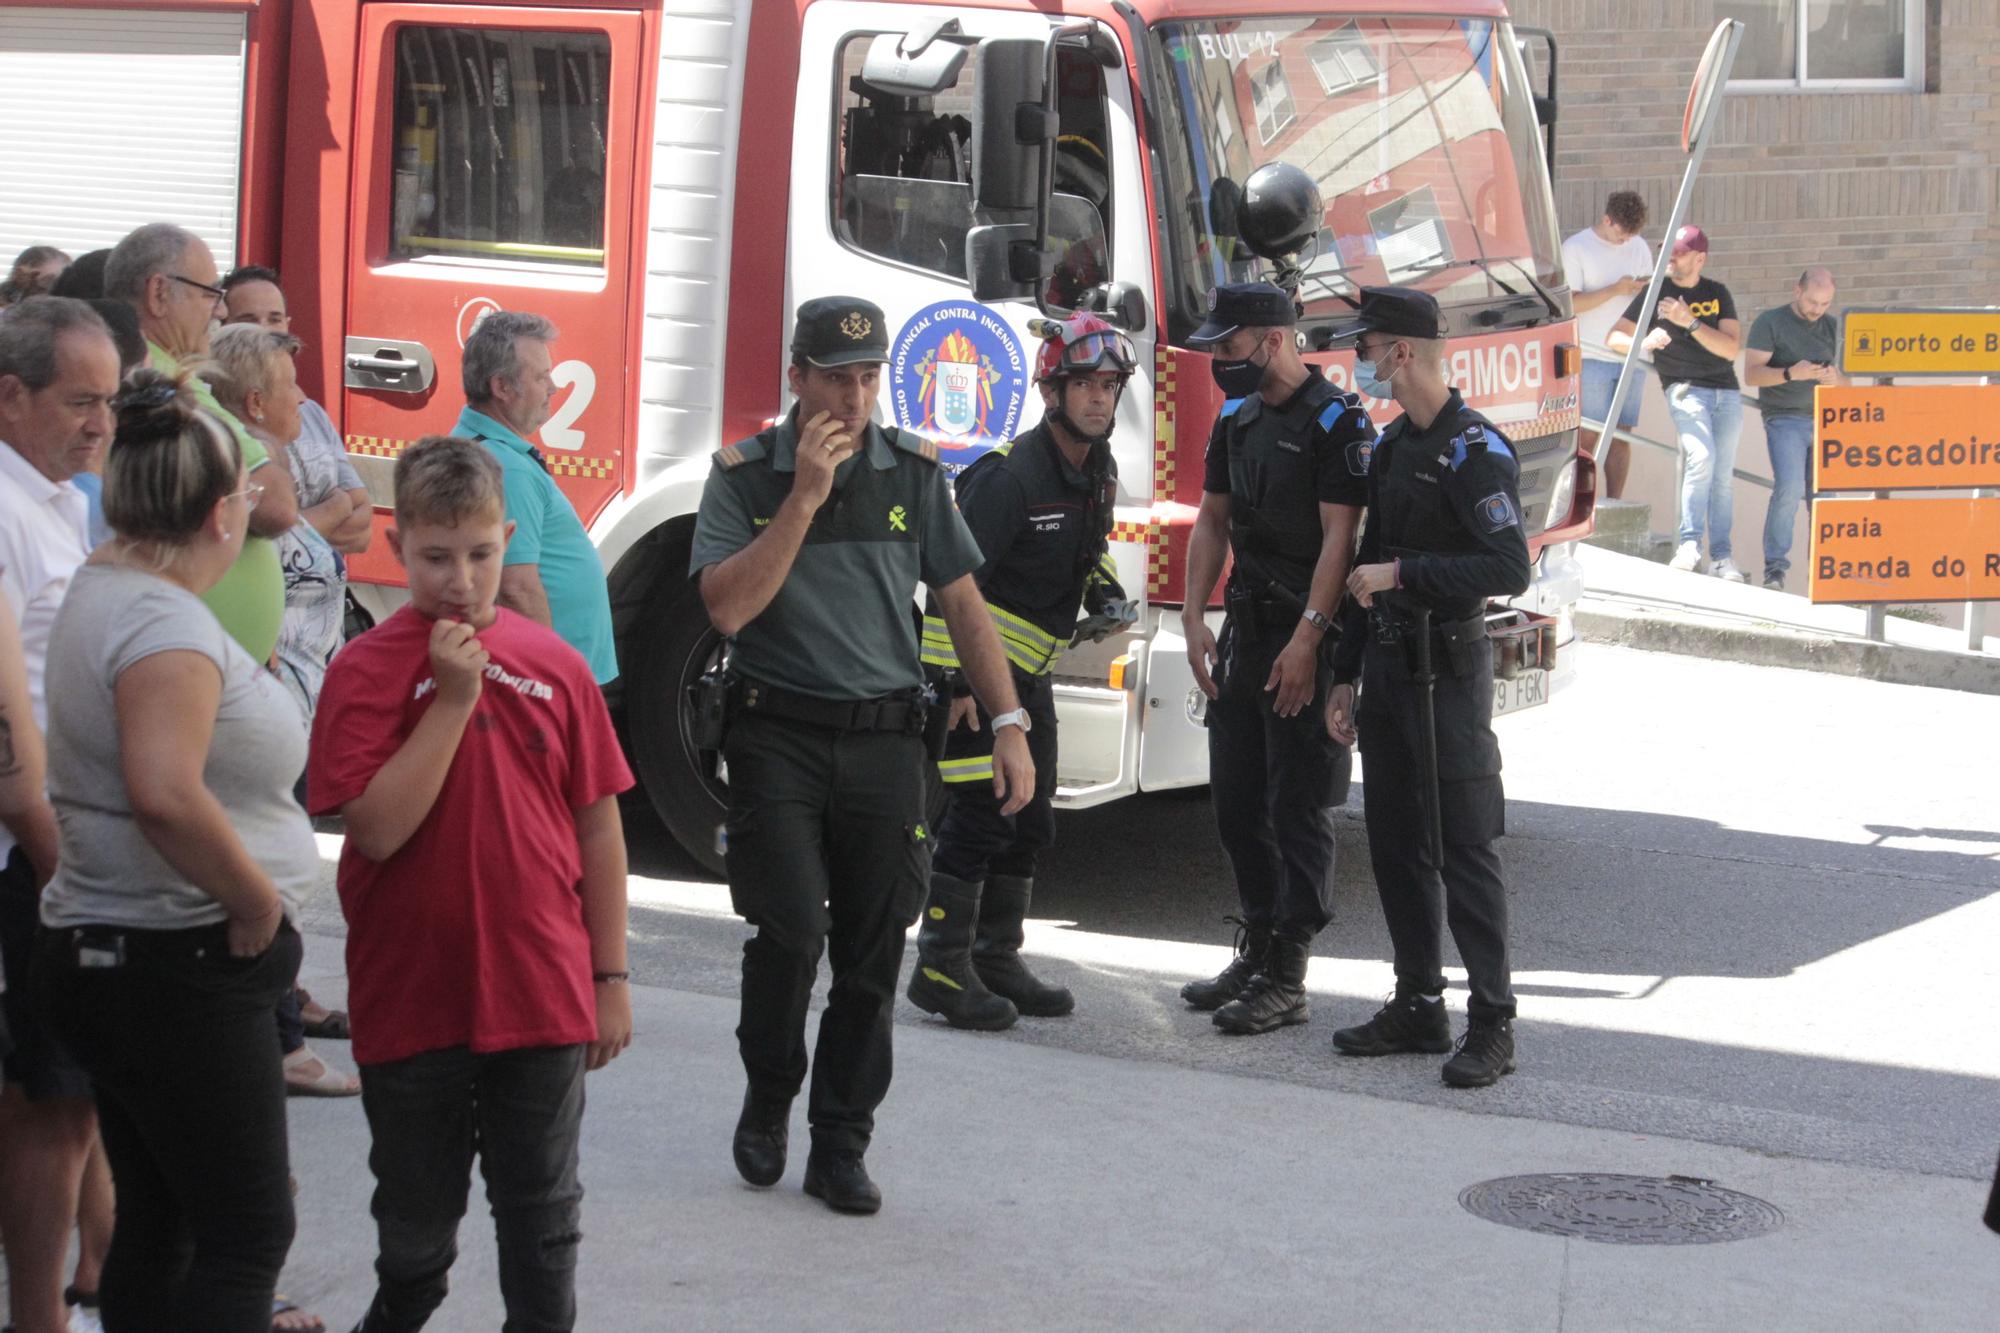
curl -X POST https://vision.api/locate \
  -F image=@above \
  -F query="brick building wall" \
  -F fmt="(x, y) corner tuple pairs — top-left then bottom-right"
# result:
(1510, 0), (2000, 315)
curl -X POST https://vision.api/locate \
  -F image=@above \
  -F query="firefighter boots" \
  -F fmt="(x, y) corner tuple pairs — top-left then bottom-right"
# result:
(1441, 1016), (1516, 1088)
(972, 874), (1074, 1016)
(1212, 932), (1311, 1034)
(906, 872), (1018, 1030)
(1331, 989), (1454, 1056)
(1179, 917), (1269, 1011)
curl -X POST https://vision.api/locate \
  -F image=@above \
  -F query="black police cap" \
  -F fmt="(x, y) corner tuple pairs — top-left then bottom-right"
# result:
(792, 296), (889, 368)
(1188, 281), (1298, 346)
(1323, 286), (1446, 346)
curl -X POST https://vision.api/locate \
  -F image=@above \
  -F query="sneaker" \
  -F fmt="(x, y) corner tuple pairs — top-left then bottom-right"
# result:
(1762, 569), (1786, 591)
(1331, 990), (1453, 1056)
(1668, 540), (1703, 571)
(1441, 1018), (1516, 1088)
(1710, 557), (1745, 583)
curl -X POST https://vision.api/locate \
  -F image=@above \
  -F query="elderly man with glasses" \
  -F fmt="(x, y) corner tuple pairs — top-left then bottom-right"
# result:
(105, 223), (297, 662)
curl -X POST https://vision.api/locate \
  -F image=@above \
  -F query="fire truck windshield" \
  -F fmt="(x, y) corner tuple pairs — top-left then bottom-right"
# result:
(1153, 16), (1564, 343)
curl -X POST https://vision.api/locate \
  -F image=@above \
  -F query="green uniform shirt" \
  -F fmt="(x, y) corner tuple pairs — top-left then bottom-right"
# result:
(151, 343), (284, 663)
(456, 406), (618, 684)
(1747, 304), (1838, 418)
(690, 411), (982, 701)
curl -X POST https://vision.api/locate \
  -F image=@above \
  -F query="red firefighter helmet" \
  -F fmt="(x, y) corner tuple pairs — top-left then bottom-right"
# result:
(1030, 314), (1137, 385)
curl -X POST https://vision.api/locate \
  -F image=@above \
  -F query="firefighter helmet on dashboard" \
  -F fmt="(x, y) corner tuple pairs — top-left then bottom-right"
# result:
(1030, 313), (1137, 385)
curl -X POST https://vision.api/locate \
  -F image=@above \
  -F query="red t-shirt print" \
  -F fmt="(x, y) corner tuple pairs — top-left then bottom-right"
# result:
(308, 606), (633, 1067)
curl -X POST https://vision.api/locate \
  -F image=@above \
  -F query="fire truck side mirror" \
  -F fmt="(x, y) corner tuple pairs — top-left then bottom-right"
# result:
(971, 38), (1046, 216)
(858, 29), (968, 98)
(965, 224), (1042, 303)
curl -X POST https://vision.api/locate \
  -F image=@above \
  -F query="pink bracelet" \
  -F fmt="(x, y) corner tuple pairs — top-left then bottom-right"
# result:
(1393, 558), (1403, 589)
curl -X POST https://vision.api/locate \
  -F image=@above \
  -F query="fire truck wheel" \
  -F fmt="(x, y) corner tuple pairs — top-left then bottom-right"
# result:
(628, 569), (729, 875)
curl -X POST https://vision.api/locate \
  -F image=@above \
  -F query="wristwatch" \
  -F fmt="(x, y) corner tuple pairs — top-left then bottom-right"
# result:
(990, 708), (1032, 734)
(1300, 607), (1334, 634)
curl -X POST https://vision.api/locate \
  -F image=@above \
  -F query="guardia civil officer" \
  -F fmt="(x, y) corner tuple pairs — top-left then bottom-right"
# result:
(1179, 282), (1371, 1035)
(1322, 286), (1531, 1088)
(908, 313), (1134, 1030)
(690, 297), (1035, 1214)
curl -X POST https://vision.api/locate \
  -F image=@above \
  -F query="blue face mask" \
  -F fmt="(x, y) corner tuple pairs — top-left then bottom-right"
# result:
(1355, 349), (1400, 398)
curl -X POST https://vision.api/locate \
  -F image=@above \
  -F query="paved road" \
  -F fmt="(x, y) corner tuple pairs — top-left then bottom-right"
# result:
(274, 642), (2000, 1326)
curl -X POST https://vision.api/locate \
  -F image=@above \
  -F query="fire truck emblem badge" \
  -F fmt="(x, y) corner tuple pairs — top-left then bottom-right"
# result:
(841, 312), (872, 340)
(889, 300), (1027, 472)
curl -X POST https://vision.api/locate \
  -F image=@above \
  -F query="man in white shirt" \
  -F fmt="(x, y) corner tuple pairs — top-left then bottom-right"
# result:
(0, 295), (118, 1333)
(1562, 191), (1653, 499)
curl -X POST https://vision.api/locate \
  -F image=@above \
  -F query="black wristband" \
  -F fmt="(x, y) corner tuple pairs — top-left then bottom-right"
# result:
(1783, 364), (1792, 382)
(593, 971), (629, 985)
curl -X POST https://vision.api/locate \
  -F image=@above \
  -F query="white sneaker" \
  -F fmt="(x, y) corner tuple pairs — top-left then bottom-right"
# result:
(68, 1302), (104, 1333)
(1711, 557), (1746, 583)
(1669, 540), (1703, 571)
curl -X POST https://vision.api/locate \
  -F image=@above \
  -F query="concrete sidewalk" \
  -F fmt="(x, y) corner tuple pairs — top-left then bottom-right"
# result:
(281, 932), (1996, 1332)
(1573, 543), (2000, 694)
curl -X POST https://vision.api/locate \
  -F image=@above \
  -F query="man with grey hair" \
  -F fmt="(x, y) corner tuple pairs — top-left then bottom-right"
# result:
(454, 310), (615, 683)
(0, 295), (118, 1333)
(1744, 266), (1843, 590)
(105, 222), (297, 661)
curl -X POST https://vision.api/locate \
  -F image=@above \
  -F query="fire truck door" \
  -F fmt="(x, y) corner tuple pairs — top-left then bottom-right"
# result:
(341, 4), (643, 587)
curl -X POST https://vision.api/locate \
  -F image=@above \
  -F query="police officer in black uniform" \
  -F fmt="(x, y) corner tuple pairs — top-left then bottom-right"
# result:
(1179, 282), (1372, 1034)
(908, 314), (1134, 1030)
(690, 297), (1035, 1213)
(1322, 286), (1531, 1088)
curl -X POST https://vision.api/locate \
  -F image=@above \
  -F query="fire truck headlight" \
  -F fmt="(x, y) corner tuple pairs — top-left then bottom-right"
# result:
(1543, 458), (1577, 534)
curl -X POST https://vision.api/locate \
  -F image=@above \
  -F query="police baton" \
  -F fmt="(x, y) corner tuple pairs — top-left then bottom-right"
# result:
(1408, 602), (1445, 869)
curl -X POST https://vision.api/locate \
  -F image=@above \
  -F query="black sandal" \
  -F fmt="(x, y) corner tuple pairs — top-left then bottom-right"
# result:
(296, 988), (351, 1040)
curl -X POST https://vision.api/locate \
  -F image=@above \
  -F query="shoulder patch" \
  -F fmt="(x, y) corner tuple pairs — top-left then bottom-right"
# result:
(1477, 491), (1521, 533)
(1219, 397), (1246, 419)
(888, 428), (941, 465)
(714, 438), (768, 470)
(1345, 437), (1374, 477)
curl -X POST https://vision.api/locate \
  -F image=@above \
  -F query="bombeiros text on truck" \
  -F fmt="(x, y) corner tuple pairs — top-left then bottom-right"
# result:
(1, 0), (1596, 870)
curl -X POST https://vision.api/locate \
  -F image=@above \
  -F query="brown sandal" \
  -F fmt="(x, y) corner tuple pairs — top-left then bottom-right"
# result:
(296, 987), (350, 1040)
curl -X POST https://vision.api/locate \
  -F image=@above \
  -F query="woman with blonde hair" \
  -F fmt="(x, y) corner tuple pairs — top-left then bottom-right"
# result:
(32, 371), (316, 1331)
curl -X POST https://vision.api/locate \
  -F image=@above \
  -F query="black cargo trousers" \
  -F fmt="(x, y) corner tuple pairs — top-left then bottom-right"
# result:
(1356, 631), (1515, 1023)
(1207, 613), (1351, 941)
(721, 710), (931, 1155)
(932, 670), (1060, 883)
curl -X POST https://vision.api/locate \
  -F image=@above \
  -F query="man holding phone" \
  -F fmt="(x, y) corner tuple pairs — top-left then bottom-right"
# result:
(1744, 267), (1844, 590)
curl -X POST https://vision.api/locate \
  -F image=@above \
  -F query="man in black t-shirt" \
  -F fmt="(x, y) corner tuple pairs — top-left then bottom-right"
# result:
(1609, 225), (1748, 581)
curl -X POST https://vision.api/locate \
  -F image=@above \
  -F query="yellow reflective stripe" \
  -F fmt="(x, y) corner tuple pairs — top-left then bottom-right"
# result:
(937, 756), (995, 783)
(986, 603), (1058, 652)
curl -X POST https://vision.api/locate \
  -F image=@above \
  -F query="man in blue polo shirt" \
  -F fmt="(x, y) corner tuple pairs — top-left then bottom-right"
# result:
(454, 311), (617, 683)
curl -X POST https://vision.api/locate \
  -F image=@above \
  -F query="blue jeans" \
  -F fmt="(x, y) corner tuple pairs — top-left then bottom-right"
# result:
(1762, 413), (1811, 576)
(1666, 382), (1743, 560)
(1581, 357), (1645, 430)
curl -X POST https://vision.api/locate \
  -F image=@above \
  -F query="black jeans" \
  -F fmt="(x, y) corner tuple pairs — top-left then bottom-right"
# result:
(1207, 617), (1351, 940)
(35, 920), (301, 1333)
(933, 670), (1060, 882)
(356, 1044), (587, 1333)
(721, 713), (928, 1154)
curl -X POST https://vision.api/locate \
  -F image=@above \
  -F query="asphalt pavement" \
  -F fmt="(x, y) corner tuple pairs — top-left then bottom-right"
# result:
(273, 642), (2000, 1328)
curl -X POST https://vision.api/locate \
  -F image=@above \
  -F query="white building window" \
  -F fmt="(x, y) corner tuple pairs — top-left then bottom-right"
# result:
(1251, 59), (1295, 142)
(1308, 23), (1379, 97)
(1718, 0), (1924, 89)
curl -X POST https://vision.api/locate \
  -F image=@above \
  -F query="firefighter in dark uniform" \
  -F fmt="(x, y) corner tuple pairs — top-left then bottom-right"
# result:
(908, 314), (1135, 1030)
(690, 297), (1034, 1213)
(1322, 286), (1531, 1088)
(1179, 282), (1372, 1035)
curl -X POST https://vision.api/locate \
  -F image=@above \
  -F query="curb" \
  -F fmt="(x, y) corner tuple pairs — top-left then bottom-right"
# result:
(1576, 605), (2000, 697)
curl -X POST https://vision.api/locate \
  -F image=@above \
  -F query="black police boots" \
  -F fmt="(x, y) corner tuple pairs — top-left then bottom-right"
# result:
(906, 872), (1019, 1030)
(803, 1149), (883, 1215)
(1441, 1017), (1517, 1088)
(1180, 917), (1269, 1011)
(1212, 932), (1311, 1034)
(973, 875), (1074, 1017)
(1331, 989), (1454, 1056)
(732, 1088), (791, 1187)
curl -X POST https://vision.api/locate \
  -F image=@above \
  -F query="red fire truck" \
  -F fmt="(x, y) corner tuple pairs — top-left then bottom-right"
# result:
(0, 0), (1592, 869)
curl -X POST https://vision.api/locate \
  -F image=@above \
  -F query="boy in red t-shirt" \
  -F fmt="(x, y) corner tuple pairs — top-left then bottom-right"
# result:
(308, 435), (632, 1332)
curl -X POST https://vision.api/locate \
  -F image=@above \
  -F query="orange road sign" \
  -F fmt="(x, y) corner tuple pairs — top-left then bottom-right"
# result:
(1814, 386), (2000, 491)
(1809, 496), (2000, 604)
(1839, 307), (2000, 376)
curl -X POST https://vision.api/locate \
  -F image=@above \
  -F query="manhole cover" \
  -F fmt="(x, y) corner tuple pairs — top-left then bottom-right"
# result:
(1459, 1173), (1784, 1245)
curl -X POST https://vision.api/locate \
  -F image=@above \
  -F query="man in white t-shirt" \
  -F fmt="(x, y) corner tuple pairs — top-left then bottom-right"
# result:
(0, 295), (118, 1333)
(1562, 190), (1653, 499)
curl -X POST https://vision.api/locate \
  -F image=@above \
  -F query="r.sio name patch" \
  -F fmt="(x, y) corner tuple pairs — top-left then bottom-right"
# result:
(1478, 492), (1521, 532)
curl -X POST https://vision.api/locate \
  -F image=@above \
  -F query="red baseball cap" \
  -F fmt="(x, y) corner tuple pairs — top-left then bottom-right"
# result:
(1672, 225), (1710, 256)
